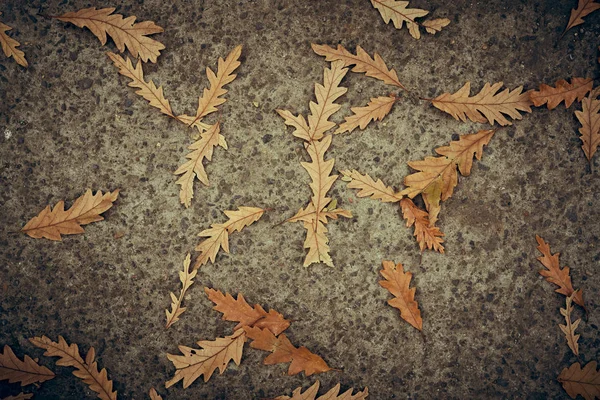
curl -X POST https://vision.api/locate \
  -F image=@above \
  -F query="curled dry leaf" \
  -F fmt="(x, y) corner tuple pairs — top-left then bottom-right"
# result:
(205, 288), (290, 335)
(244, 327), (332, 376)
(400, 129), (495, 226)
(166, 329), (245, 388)
(311, 43), (406, 89)
(275, 380), (369, 400)
(370, 0), (449, 39)
(335, 96), (397, 134)
(431, 82), (532, 126)
(530, 77), (593, 110)
(21, 189), (119, 241)
(563, 0), (600, 36)
(575, 90), (600, 162)
(535, 235), (585, 307)
(55, 7), (164, 62)
(558, 361), (600, 400)
(0, 13), (27, 67)
(379, 260), (422, 331)
(29, 336), (116, 400)
(165, 253), (197, 329)
(560, 292), (581, 356)
(0, 345), (55, 386)
(193, 206), (265, 269)
(148, 388), (163, 400)
(400, 198), (444, 253)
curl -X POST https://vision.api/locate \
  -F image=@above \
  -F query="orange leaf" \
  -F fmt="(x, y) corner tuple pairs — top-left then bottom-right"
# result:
(335, 96), (397, 134)
(575, 91), (600, 162)
(558, 361), (600, 400)
(148, 388), (163, 400)
(563, 0), (600, 35)
(530, 77), (593, 110)
(275, 381), (369, 400)
(535, 235), (585, 307)
(400, 198), (444, 253)
(0, 13), (27, 67)
(205, 288), (290, 335)
(0, 345), (55, 386)
(379, 260), (422, 330)
(244, 326), (332, 376)
(21, 189), (119, 241)
(559, 292), (581, 356)
(165, 254), (196, 329)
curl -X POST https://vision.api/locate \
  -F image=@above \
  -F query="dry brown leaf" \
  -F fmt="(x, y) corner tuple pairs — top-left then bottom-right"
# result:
(21, 189), (119, 241)
(2, 394), (33, 400)
(148, 388), (163, 400)
(563, 0), (600, 36)
(182, 45), (242, 129)
(560, 292), (581, 356)
(244, 327), (332, 376)
(108, 52), (175, 118)
(29, 336), (116, 400)
(275, 380), (369, 400)
(311, 43), (405, 89)
(174, 123), (228, 207)
(0, 13), (27, 67)
(535, 235), (585, 307)
(166, 328), (245, 388)
(370, 0), (449, 39)
(335, 96), (397, 134)
(431, 82), (532, 126)
(55, 7), (164, 63)
(575, 91), (600, 162)
(341, 169), (402, 203)
(193, 206), (265, 269)
(530, 78), (593, 110)
(400, 198), (445, 253)
(379, 260), (422, 330)
(400, 129), (495, 225)
(165, 253), (197, 329)
(558, 361), (600, 400)
(205, 288), (290, 335)
(0, 345), (55, 386)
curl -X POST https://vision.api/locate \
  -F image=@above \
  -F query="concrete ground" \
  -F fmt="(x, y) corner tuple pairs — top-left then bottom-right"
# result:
(1, 0), (599, 399)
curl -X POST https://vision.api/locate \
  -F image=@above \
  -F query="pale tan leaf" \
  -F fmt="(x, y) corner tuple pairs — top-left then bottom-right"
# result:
(187, 45), (242, 127)
(165, 329), (245, 388)
(193, 207), (265, 269)
(335, 96), (397, 134)
(0, 13), (27, 67)
(341, 169), (402, 203)
(379, 260), (422, 330)
(558, 361), (600, 400)
(370, 0), (428, 39)
(29, 336), (116, 400)
(303, 135), (337, 213)
(165, 253), (197, 329)
(400, 198), (444, 253)
(400, 129), (495, 225)
(303, 219), (333, 267)
(431, 82), (532, 126)
(560, 292), (581, 356)
(276, 110), (312, 142)
(0, 345), (55, 386)
(422, 18), (451, 34)
(311, 43), (405, 89)
(148, 388), (163, 400)
(107, 52), (174, 118)
(55, 7), (164, 63)
(275, 381), (369, 400)
(575, 92), (600, 162)
(174, 123), (226, 207)
(530, 77), (593, 110)
(21, 189), (119, 241)
(563, 0), (600, 35)
(2, 394), (33, 400)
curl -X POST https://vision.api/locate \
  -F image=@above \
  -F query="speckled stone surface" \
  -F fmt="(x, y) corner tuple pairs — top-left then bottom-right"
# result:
(1, 0), (599, 399)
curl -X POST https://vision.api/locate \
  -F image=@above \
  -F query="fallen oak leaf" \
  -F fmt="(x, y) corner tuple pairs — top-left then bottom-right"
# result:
(21, 189), (119, 241)
(165, 254), (197, 329)
(535, 235), (585, 307)
(335, 96), (398, 134)
(29, 336), (116, 400)
(429, 82), (532, 126)
(205, 288), (290, 335)
(370, 0), (436, 40)
(1, 394), (33, 400)
(422, 18), (451, 35)
(558, 361), (600, 400)
(562, 0), (600, 37)
(0, 13), (27, 67)
(244, 326), (332, 376)
(54, 7), (164, 63)
(166, 328), (245, 388)
(379, 260), (422, 331)
(560, 291), (581, 356)
(340, 169), (402, 203)
(0, 345), (55, 386)
(575, 90), (600, 163)
(530, 77), (593, 110)
(148, 388), (163, 400)
(275, 380), (369, 400)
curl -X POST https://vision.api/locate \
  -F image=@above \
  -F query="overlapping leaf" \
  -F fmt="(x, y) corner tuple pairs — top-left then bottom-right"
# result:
(530, 78), (593, 110)
(560, 292), (581, 356)
(431, 82), (532, 126)
(275, 381), (369, 400)
(558, 361), (600, 400)
(0, 13), (27, 67)
(335, 96), (397, 134)
(0, 345), (55, 386)
(244, 326), (332, 376)
(379, 260), (422, 330)
(29, 336), (116, 400)
(370, 0), (449, 39)
(165, 329), (246, 388)
(193, 206), (265, 269)
(400, 129), (495, 225)
(575, 90), (600, 162)
(563, 0), (600, 36)
(21, 189), (119, 240)
(165, 254), (197, 329)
